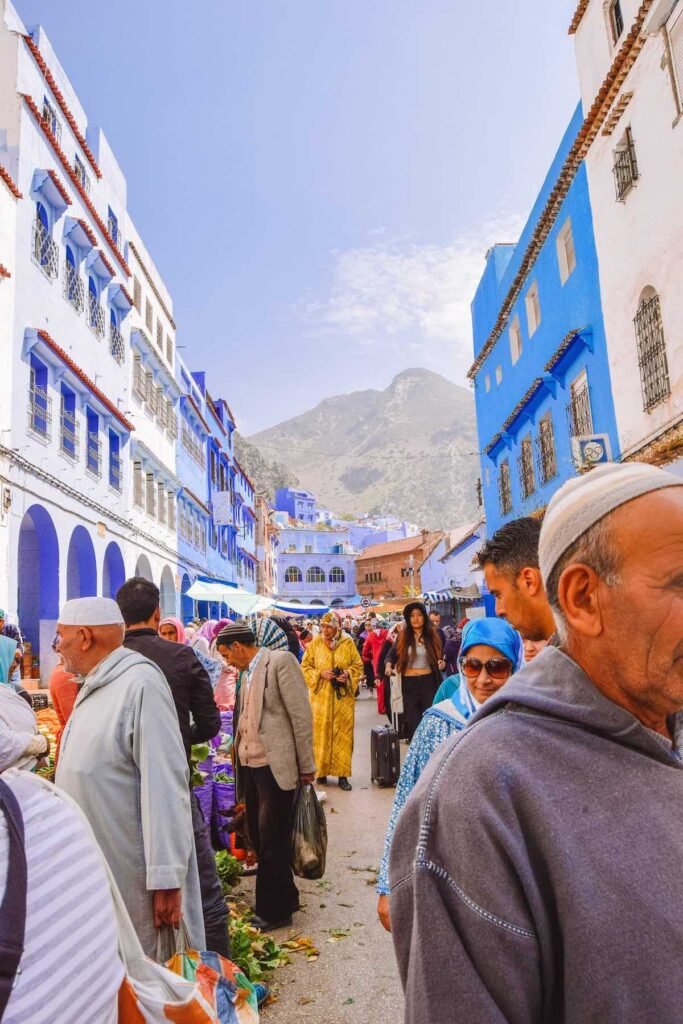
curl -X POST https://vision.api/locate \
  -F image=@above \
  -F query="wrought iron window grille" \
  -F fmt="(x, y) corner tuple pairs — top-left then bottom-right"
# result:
(41, 98), (62, 142)
(88, 292), (105, 339)
(74, 154), (90, 195)
(109, 322), (125, 364)
(517, 442), (536, 499)
(634, 294), (671, 411)
(535, 420), (558, 485)
(86, 432), (102, 478)
(613, 128), (638, 201)
(63, 260), (84, 312)
(109, 451), (122, 492)
(498, 464), (513, 517)
(59, 407), (79, 459)
(32, 219), (58, 280)
(567, 382), (593, 438)
(28, 384), (52, 440)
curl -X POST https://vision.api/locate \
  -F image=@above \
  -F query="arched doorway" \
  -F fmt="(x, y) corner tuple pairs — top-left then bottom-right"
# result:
(160, 566), (176, 617)
(66, 525), (97, 600)
(17, 504), (59, 663)
(180, 572), (194, 623)
(102, 542), (126, 599)
(135, 554), (153, 581)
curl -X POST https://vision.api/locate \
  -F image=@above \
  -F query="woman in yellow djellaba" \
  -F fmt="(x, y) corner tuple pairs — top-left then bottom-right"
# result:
(302, 611), (364, 791)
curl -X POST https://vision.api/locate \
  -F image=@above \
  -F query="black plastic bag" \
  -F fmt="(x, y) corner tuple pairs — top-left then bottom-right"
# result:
(290, 784), (328, 880)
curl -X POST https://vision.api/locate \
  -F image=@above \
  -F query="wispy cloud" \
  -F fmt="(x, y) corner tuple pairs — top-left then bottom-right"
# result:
(300, 215), (525, 381)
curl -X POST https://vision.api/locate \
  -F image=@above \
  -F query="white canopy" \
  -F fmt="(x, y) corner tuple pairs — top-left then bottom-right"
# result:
(185, 580), (274, 617)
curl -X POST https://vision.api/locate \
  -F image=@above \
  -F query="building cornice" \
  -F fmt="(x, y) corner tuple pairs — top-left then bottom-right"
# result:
(568, 0), (590, 34)
(22, 34), (103, 178)
(128, 240), (176, 329)
(21, 93), (131, 276)
(468, 0), (653, 380)
(35, 328), (135, 432)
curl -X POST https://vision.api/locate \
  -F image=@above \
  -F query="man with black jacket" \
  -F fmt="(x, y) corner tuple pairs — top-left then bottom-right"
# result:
(116, 577), (228, 956)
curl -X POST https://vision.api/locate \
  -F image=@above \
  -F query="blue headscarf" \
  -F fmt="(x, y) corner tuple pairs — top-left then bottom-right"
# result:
(460, 617), (525, 671)
(0, 634), (18, 686)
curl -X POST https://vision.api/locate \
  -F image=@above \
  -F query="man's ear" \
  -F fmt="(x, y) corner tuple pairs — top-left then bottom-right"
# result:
(518, 566), (544, 597)
(80, 626), (95, 650)
(558, 564), (604, 637)
(152, 607), (162, 628)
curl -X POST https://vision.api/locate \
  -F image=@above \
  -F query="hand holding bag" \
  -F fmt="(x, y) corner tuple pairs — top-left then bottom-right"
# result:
(290, 783), (328, 880)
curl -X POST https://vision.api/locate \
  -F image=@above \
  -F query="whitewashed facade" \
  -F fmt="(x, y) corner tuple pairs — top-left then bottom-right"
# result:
(571, 0), (683, 464)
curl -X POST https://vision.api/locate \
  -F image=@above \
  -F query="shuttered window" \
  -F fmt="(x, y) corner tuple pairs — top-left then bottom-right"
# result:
(668, 4), (683, 110)
(133, 276), (142, 312)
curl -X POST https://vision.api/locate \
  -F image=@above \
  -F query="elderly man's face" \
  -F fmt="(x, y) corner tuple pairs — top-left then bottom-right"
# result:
(588, 489), (683, 716)
(55, 622), (124, 676)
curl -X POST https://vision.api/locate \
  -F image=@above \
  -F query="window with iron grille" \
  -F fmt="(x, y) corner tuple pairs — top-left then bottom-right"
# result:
(498, 460), (513, 517)
(145, 299), (153, 332)
(107, 207), (120, 248)
(86, 420), (101, 478)
(567, 370), (593, 437)
(41, 96), (61, 141)
(74, 154), (90, 195)
(109, 432), (122, 492)
(613, 128), (638, 201)
(133, 276), (142, 312)
(536, 415), (558, 485)
(517, 436), (536, 499)
(634, 291), (671, 411)
(133, 462), (144, 507)
(63, 254), (84, 312)
(60, 389), (78, 459)
(157, 482), (166, 524)
(33, 213), (58, 280)
(145, 472), (156, 517)
(28, 362), (51, 440)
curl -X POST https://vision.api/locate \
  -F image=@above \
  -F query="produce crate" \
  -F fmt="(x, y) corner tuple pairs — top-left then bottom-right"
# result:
(30, 692), (49, 711)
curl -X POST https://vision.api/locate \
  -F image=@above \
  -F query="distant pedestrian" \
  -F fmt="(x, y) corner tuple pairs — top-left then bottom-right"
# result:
(302, 612), (364, 791)
(384, 602), (442, 739)
(362, 620), (387, 693)
(216, 621), (315, 931)
(428, 610), (447, 673)
(391, 463), (683, 1023)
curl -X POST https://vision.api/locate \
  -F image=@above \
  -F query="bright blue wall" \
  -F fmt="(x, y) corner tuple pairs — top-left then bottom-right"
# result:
(471, 104), (620, 534)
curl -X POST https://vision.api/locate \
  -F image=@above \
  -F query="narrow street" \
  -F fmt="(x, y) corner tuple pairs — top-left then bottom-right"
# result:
(239, 689), (405, 1022)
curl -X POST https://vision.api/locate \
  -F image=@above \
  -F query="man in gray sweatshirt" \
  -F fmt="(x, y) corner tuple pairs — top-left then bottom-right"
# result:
(390, 463), (683, 1024)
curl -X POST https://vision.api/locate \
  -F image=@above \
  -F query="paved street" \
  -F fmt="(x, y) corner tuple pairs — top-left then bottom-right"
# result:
(240, 689), (405, 1022)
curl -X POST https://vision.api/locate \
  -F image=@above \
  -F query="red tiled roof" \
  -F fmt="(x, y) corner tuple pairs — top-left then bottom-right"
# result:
(77, 218), (98, 247)
(128, 240), (176, 330)
(0, 265), (11, 279)
(468, 0), (652, 379)
(46, 168), (72, 207)
(98, 248), (116, 280)
(355, 532), (442, 562)
(569, 0), (590, 34)
(0, 165), (22, 199)
(36, 329), (135, 431)
(23, 35), (102, 178)
(22, 94), (131, 277)
(119, 284), (134, 308)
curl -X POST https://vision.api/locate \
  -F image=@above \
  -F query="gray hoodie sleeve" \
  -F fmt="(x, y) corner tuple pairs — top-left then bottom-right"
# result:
(389, 727), (544, 1024)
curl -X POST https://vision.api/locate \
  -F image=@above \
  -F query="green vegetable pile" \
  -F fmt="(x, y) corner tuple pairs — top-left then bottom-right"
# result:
(190, 742), (211, 789)
(228, 905), (290, 982)
(215, 850), (243, 893)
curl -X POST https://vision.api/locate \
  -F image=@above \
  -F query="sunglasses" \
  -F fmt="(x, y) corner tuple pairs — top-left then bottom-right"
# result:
(458, 656), (513, 682)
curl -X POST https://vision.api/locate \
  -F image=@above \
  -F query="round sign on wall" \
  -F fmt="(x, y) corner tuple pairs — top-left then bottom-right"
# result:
(361, 597), (371, 608)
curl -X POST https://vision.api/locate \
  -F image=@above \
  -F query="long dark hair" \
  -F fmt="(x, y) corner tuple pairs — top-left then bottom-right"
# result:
(396, 602), (442, 674)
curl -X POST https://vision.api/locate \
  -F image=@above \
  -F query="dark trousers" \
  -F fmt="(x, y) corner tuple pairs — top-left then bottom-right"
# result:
(243, 765), (298, 922)
(191, 792), (231, 957)
(402, 673), (441, 740)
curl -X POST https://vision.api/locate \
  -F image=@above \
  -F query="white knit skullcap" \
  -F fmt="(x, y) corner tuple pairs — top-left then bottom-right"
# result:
(540, 462), (683, 586)
(58, 597), (124, 627)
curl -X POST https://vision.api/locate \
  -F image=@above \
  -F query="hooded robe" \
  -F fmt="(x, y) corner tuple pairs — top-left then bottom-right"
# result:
(56, 647), (205, 958)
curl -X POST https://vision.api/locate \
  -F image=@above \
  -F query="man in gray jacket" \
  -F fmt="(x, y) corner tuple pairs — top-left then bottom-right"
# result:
(391, 463), (683, 1023)
(217, 621), (315, 931)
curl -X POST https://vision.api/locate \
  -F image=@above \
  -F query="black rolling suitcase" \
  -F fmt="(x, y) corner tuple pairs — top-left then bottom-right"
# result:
(371, 718), (400, 788)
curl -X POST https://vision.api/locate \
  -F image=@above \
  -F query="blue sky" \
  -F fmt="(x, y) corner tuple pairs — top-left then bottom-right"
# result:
(15, 0), (578, 433)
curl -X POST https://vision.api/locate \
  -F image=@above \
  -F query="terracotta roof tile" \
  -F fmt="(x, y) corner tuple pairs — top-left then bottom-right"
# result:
(23, 35), (102, 179)
(36, 329), (134, 431)
(76, 218), (98, 247)
(0, 165), (22, 199)
(355, 532), (442, 561)
(0, 265), (11, 279)
(46, 168), (72, 206)
(569, 0), (591, 34)
(22, 94), (131, 277)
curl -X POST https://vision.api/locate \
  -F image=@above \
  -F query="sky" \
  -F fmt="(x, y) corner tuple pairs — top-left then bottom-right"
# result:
(15, 0), (579, 433)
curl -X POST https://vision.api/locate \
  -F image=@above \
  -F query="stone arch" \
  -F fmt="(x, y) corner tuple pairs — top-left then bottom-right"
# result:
(66, 525), (97, 600)
(102, 541), (126, 599)
(17, 504), (59, 660)
(159, 566), (176, 617)
(180, 572), (194, 623)
(135, 553), (153, 582)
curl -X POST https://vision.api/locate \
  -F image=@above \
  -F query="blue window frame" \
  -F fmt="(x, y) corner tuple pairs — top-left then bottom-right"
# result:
(86, 408), (100, 476)
(60, 385), (77, 458)
(108, 430), (121, 491)
(107, 207), (119, 246)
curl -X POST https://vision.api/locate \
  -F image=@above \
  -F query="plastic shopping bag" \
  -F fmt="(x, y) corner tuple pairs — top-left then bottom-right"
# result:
(290, 783), (328, 880)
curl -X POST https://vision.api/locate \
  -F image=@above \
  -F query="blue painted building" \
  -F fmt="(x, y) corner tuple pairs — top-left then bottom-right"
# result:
(420, 521), (489, 621)
(275, 488), (317, 524)
(471, 104), (620, 534)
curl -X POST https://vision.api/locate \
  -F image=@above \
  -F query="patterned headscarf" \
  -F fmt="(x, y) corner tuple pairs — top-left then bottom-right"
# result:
(254, 617), (289, 652)
(320, 611), (342, 650)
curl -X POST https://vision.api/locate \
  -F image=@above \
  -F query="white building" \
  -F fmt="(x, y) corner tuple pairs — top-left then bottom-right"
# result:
(571, 0), (683, 467)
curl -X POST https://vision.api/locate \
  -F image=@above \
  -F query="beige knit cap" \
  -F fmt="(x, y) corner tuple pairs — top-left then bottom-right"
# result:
(539, 462), (683, 586)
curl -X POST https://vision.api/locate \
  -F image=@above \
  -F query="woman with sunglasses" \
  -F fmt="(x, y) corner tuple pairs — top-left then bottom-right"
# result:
(376, 617), (523, 932)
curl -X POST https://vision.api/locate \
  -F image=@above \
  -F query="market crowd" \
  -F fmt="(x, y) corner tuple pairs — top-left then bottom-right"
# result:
(2, 461), (683, 1023)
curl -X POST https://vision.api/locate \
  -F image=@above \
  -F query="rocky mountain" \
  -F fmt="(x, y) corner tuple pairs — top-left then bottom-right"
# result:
(234, 433), (300, 502)
(242, 368), (480, 530)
